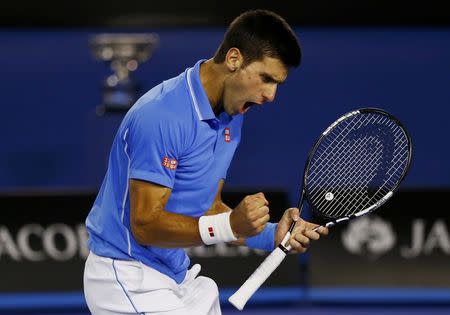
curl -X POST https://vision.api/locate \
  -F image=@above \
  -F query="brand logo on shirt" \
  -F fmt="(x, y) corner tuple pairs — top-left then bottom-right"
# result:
(224, 128), (231, 143)
(162, 157), (178, 170)
(208, 227), (215, 237)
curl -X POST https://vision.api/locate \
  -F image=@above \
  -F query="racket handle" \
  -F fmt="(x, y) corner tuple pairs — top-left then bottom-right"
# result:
(228, 246), (287, 310)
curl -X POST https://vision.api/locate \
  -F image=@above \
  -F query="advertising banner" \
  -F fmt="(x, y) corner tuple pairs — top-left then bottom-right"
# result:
(309, 190), (450, 287)
(0, 191), (300, 292)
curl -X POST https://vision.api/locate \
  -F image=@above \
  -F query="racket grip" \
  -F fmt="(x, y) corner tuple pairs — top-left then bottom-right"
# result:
(228, 246), (287, 310)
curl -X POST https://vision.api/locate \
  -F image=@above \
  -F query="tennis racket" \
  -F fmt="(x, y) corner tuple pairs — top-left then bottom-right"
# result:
(228, 108), (412, 310)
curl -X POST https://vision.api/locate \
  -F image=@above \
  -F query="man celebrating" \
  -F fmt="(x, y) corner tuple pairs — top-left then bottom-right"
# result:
(84, 9), (328, 315)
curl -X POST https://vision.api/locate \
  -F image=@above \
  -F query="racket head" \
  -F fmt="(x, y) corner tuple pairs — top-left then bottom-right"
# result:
(302, 108), (412, 221)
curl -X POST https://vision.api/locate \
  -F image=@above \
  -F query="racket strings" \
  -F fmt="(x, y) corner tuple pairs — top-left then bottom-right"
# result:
(305, 112), (410, 219)
(317, 138), (399, 217)
(327, 126), (408, 214)
(355, 136), (409, 208)
(308, 114), (384, 190)
(312, 135), (382, 188)
(308, 134), (381, 204)
(307, 134), (378, 197)
(308, 114), (377, 173)
(319, 128), (407, 217)
(310, 136), (383, 216)
(307, 114), (384, 184)
(341, 145), (408, 217)
(310, 136), (379, 183)
(309, 137), (380, 203)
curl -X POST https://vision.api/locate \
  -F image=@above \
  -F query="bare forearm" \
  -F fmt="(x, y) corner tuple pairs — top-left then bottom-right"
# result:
(205, 200), (233, 215)
(130, 179), (258, 248)
(134, 201), (243, 248)
(132, 210), (203, 248)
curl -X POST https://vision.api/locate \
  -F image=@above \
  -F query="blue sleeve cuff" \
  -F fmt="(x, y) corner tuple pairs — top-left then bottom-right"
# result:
(245, 223), (277, 251)
(129, 169), (174, 188)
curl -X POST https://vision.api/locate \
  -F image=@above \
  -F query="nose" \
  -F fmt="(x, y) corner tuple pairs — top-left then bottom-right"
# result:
(262, 85), (277, 103)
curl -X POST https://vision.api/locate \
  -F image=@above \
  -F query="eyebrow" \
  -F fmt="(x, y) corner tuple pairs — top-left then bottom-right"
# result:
(261, 72), (286, 84)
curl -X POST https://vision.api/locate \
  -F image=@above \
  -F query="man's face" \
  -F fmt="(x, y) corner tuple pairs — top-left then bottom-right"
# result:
(223, 56), (288, 116)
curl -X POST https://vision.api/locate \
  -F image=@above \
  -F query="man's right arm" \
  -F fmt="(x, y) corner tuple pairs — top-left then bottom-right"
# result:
(130, 179), (202, 248)
(129, 179), (270, 248)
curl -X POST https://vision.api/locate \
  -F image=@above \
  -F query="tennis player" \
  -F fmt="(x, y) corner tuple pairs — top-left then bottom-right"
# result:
(84, 9), (328, 315)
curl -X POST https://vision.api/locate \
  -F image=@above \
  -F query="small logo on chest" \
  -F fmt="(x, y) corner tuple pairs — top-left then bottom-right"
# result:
(162, 157), (178, 170)
(224, 128), (231, 143)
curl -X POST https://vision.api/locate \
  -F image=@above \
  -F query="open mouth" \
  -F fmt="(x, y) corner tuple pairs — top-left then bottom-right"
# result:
(240, 102), (257, 114)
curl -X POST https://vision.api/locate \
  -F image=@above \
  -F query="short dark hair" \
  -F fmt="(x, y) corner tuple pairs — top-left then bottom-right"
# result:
(213, 10), (301, 68)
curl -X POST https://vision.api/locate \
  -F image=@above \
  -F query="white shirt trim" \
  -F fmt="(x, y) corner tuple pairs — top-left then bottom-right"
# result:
(187, 68), (203, 120)
(121, 128), (132, 256)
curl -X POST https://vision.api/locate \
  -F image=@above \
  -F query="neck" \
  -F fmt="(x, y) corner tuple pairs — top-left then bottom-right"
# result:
(199, 59), (227, 116)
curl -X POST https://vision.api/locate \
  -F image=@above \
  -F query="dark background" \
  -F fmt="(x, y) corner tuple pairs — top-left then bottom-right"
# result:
(1, 1), (450, 27)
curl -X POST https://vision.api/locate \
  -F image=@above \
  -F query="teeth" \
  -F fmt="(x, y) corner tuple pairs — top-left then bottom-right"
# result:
(240, 106), (248, 114)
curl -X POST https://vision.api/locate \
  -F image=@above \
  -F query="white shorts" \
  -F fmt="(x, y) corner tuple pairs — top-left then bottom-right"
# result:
(84, 252), (221, 315)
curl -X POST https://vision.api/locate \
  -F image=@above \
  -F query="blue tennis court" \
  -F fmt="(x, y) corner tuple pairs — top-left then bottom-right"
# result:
(4, 305), (450, 315)
(2, 288), (450, 315)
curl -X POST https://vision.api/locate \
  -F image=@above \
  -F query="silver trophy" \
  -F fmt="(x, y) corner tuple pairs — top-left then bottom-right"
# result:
(90, 33), (159, 114)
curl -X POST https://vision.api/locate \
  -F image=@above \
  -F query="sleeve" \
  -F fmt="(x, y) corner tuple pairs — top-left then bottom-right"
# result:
(245, 222), (277, 251)
(124, 109), (184, 188)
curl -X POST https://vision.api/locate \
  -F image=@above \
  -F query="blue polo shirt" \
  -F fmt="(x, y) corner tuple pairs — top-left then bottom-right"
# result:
(86, 60), (243, 283)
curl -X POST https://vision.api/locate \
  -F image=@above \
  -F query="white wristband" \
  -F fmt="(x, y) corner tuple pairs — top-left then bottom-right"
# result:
(198, 212), (237, 245)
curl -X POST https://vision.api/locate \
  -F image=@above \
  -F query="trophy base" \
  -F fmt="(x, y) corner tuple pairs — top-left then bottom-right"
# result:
(96, 78), (140, 115)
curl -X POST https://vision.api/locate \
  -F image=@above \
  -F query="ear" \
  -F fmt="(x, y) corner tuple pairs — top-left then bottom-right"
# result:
(225, 48), (244, 72)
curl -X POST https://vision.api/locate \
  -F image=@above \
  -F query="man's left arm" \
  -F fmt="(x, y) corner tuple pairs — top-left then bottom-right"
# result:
(275, 208), (329, 254)
(206, 180), (329, 250)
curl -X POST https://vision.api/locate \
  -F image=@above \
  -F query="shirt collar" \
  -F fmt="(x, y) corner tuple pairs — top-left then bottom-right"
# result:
(186, 59), (233, 123)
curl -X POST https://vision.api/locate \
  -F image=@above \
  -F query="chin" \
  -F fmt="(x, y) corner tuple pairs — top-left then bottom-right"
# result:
(223, 105), (236, 116)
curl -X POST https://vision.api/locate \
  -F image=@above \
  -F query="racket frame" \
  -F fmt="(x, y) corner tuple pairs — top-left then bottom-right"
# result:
(228, 108), (413, 310)
(302, 107), (413, 223)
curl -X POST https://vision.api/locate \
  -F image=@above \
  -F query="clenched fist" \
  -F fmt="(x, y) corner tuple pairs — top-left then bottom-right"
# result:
(230, 192), (270, 238)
